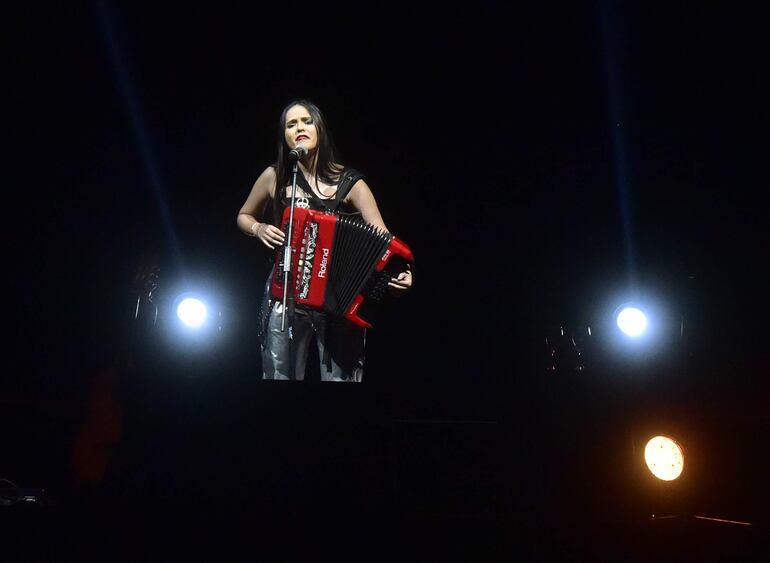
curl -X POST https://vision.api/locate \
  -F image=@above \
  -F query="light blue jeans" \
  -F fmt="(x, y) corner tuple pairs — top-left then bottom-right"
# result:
(261, 300), (365, 382)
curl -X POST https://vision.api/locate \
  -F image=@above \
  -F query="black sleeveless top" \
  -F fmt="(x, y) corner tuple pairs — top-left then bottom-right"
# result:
(278, 168), (365, 215)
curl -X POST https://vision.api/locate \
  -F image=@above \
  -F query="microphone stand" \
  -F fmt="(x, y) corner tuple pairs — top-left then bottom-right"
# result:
(280, 159), (300, 332)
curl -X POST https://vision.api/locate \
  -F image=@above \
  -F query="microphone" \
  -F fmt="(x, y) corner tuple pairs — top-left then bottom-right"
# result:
(288, 145), (308, 161)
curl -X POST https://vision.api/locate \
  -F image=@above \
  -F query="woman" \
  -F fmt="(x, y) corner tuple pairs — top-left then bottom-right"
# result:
(237, 100), (412, 382)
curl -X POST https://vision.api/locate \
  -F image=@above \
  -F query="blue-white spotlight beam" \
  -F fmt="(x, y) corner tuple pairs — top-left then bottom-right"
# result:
(592, 294), (677, 366)
(168, 290), (221, 340)
(598, 1), (638, 289)
(176, 297), (208, 329)
(93, 1), (183, 270)
(617, 306), (648, 337)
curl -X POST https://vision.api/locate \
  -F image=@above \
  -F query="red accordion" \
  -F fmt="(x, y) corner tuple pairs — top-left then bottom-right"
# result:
(270, 207), (414, 328)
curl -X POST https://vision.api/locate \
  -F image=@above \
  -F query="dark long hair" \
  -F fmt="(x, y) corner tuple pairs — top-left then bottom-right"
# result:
(272, 99), (344, 224)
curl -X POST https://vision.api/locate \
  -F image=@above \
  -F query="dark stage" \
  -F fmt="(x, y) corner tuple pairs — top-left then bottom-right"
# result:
(4, 2), (769, 561)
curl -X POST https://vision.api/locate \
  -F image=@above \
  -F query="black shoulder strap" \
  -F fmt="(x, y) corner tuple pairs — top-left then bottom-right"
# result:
(329, 168), (365, 212)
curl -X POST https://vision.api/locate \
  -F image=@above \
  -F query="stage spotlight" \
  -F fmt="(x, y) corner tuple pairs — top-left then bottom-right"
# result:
(176, 296), (208, 328)
(645, 436), (684, 481)
(616, 306), (648, 337)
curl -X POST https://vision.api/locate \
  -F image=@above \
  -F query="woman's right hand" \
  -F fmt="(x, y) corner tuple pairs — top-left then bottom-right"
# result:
(253, 222), (286, 249)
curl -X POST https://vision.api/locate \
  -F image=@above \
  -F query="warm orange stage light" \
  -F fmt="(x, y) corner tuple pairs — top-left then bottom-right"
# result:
(644, 435), (684, 481)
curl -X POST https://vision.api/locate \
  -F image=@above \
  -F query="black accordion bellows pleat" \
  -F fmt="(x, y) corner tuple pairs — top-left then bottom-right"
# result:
(326, 215), (393, 316)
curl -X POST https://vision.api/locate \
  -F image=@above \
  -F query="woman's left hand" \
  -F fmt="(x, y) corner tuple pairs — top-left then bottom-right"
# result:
(388, 265), (413, 293)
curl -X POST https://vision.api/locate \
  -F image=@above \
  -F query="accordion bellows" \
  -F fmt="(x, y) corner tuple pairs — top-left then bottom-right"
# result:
(270, 208), (414, 328)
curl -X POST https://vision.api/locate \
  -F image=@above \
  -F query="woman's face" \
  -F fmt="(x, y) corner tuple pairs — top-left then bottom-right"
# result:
(284, 105), (318, 152)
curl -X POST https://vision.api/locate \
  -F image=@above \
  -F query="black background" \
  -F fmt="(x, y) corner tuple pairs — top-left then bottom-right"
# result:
(3, 1), (768, 560)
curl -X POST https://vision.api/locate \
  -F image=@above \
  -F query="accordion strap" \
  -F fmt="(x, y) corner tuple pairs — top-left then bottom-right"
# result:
(334, 168), (365, 208)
